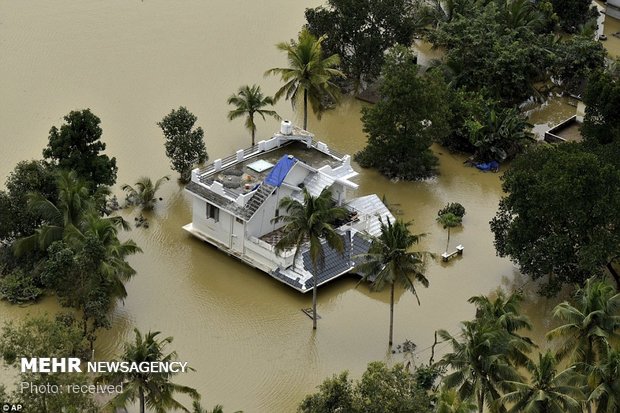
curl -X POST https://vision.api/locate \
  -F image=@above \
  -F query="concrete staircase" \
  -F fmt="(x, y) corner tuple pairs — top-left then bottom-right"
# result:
(244, 183), (276, 218)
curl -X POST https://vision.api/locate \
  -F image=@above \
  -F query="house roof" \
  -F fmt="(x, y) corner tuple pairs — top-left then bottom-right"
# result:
(346, 194), (395, 237)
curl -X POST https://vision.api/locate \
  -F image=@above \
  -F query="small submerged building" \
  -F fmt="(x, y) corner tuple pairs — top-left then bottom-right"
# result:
(183, 122), (393, 293)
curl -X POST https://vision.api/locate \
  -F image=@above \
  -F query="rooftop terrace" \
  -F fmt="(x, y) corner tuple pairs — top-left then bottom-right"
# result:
(199, 141), (343, 198)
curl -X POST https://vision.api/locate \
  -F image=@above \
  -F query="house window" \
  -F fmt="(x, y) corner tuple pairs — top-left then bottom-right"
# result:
(274, 208), (280, 218)
(235, 217), (243, 224)
(206, 203), (219, 222)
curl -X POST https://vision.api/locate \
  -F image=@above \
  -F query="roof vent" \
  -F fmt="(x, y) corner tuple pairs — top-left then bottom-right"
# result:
(280, 120), (293, 135)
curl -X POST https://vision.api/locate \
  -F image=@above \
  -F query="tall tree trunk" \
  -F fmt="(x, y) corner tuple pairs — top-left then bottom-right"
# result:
(250, 114), (256, 146)
(140, 387), (145, 413)
(303, 89), (308, 130)
(478, 391), (484, 413)
(312, 273), (318, 330)
(606, 261), (620, 291)
(389, 283), (395, 346)
(446, 227), (451, 253)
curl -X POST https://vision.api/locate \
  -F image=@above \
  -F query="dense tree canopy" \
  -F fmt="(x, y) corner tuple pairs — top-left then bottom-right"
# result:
(490, 145), (620, 294)
(43, 109), (117, 188)
(305, 0), (420, 86)
(0, 315), (98, 412)
(299, 362), (433, 413)
(158, 106), (208, 183)
(551, 0), (594, 32)
(582, 71), (620, 145)
(355, 46), (451, 180)
(0, 160), (56, 243)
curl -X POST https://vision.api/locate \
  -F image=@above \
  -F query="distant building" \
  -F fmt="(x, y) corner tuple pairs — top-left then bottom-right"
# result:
(183, 122), (393, 293)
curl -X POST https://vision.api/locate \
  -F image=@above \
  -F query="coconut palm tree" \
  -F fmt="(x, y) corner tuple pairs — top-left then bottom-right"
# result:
(192, 401), (243, 413)
(546, 277), (620, 366)
(266, 27), (344, 130)
(468, 290), (534, 367)
(435, 387), (477, 413)
(354, 218), (430, 346)
(437, 212), (461, 254)
(227, 84), (280, 146)
(585, 349), (620, 413)
(97, 328), (199, 413)
(498, 351), (583, 413)
(438, 320), (521, 413)
(273, 187), (348, 330)
(121, 175), (170, 211)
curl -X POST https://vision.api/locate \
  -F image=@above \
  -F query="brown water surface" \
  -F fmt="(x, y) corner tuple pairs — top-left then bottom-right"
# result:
(0, 2), (565, 411)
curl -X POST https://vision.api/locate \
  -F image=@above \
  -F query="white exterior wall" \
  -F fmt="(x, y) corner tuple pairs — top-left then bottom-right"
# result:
(246, 186), (295, 238)
(191, 197), (234, 248)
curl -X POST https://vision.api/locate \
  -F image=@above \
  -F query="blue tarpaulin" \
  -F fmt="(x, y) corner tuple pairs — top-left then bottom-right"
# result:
(264, 155), (297, 187)
(475, 160), (500, 172)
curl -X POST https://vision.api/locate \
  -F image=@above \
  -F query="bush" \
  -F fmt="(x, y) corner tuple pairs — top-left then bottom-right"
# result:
(0, 271), (43, 304)
(438, 203), (466, 219)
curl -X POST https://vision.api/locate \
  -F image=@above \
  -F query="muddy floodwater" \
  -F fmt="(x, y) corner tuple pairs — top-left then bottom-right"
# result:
(0, 2), (616, 412)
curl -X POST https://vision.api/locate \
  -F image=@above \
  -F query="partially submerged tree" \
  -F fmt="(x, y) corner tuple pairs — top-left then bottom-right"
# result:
(43, 109), (118, 189)
(354, 218), (430, 345)
(305, 0), (421, 86)
(355, 46), (451, 180)
(299, 362), (433, 413)
(97, 328), (199, 413)
(273, 187), (348, 330)
(437, 212), (461, 254)
(158, 107), (208, 183)
(227, 84), (279, 146)
(490, 145), (620, 294)
(122, 175), (170, 210)
(266, 27), (344, 130)
(0, 314), (98, 412)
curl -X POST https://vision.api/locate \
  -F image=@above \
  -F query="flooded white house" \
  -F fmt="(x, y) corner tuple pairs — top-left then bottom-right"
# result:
(184, 122), (394, 292)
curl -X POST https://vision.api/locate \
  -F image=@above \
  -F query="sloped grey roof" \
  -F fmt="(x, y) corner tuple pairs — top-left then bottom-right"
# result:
(302, 232), (352, 288)
(303, 172), (336, 197)
(346, 194), (395, 236)
(185, 182), (246, 218)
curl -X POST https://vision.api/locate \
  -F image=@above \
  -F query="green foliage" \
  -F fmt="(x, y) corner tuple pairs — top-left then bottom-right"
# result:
(437, 212), (461, 253)
(354, 218), (429, 344)
(158, 106), (208, 183)
(97, 328), (199, 413)
(430, 3), (554, 105)
(0, 269), (43, 303)
(435, 387), (476, 413)
(490, 144), (620, 295)
(266, 27), (344, 130)
(437, 203), (465, 219)
(355, 46), (451, 180)
(304, 0), (421, 85)
(192, 400), (243, 413)
(546, 278), (620, 366)
(43, 109), (117, 188)
(498, 351), (583, 413)
(585, 348), (620, 412)
(441, 89), (488, 153)
(227, 84), (279, 146)
(0, 314), (98, 412)
(299, 362), (433, 413)
(273, 187), (348, 329)
(552, 35), (606, 96)
(467, 106), (533, 162)
(121, 175), (170, 210)
(0, 160), (57, 242)
(551, 0), (593, 32)
(582, 70), (620, 145)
